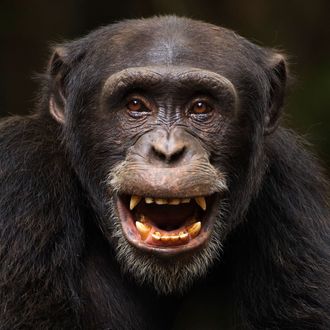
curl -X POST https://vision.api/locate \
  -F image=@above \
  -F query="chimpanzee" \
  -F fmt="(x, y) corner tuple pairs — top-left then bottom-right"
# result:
(0, 16), (329, 330)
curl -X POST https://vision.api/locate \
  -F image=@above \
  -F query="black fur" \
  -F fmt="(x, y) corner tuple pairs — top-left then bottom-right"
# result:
(0, 16), (329, 329)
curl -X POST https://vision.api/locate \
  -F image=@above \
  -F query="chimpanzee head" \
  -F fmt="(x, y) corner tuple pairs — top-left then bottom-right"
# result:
(47, 16), (286, 294)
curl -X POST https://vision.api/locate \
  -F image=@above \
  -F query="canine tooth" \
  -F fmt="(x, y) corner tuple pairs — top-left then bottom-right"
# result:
(145, 197), (154, 204)
(135, 221), (151, 240)
(152, 232), (161, 241)
(179, 231), (189, 240)
(181, 198), (191, 203)
(130, 195), (142, 210)
(155, 198), (168, 205)
(169, 198), (180, 205)
(186, 221), (202, 238)
(195, 197), (206, 210)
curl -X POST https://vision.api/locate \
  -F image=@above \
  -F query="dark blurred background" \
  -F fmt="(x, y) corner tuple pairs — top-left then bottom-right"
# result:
(0, 0), (329, 171)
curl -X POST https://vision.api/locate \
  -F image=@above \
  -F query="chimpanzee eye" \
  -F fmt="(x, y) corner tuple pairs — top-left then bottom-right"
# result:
(125, 97), (152, 118)
(127, 98), (145, 112)
(190, 100), (213, 115)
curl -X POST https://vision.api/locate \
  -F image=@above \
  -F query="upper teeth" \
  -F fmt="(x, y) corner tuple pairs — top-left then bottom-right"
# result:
(195, 196), (206, 211)
(129, 195), (207, 210)
(130, 195), (142, 210)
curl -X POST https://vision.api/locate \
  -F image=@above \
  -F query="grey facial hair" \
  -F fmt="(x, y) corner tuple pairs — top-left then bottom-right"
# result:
(104, 198), (226, 295)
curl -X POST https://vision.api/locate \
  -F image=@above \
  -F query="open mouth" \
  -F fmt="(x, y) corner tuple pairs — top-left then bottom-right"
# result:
(116, 193), (217, 256)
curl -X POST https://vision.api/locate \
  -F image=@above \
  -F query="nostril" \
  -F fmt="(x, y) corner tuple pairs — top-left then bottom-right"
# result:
(152, 145), (167, 162)
(151, 145), (186, 163)
(169, 146), (186, 163)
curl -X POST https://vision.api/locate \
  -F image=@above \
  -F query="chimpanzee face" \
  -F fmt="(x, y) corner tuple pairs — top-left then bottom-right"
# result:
(104, 66), (236, 252)
(49, 17), (285, 293)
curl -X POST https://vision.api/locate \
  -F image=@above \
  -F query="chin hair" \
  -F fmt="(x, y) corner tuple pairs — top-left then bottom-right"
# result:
(105, 201), (225, 295)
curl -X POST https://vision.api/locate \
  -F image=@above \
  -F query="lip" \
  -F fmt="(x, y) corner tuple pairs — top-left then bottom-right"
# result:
(115, 193), (219, 257)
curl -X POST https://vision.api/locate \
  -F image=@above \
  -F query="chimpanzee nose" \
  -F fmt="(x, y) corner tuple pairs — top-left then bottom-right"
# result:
(131, 127), (205, 167)
(149, 128), (188, 164)
(151, 141), (186, 163)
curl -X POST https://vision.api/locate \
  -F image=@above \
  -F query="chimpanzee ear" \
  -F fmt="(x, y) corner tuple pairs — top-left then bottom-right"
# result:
(264, 53), (287, 135)
(48, 47), (69, 124)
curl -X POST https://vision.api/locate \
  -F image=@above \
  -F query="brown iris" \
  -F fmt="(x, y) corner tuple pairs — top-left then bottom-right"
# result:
(127, 98), (144, 112)
(192, 101), (211, 114)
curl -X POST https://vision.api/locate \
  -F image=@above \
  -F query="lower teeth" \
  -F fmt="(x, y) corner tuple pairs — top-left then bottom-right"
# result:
(135, 217), (201, 243)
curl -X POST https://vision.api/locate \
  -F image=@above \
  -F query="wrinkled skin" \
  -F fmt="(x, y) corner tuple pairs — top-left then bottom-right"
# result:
(0, 16), (329, 330)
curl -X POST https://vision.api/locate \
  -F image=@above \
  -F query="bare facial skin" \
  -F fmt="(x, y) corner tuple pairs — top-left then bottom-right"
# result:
(101, 67), (233, 292)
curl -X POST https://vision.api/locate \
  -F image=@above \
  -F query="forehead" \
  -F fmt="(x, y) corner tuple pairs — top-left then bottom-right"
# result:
(92, 17), (248, 75)
(77, 16), (267, 96)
